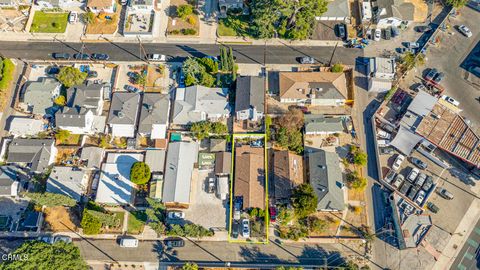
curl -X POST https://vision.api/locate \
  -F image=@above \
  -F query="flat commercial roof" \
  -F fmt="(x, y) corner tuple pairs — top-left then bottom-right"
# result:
(390, 126), (423, 155)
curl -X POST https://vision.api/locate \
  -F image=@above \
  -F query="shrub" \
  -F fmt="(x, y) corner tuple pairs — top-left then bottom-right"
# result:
(331, 63), (344, 73)
(130, 162), (151, 185)
(169, 29), (180, 35)
(0, 58), (15, 91)
(54, 95), (66, 106)
(55, 129), (71, 142)
(51, 22), (58, 28)
(81, 209), (102, 235)
(26, 192), (77, 207)
(187, 16), (196, 26)
(56, 66), (87, 88)
(291, 184), (318, 218)
(181, 28), (197, 35)
(86, 210), (121, 227)
(177, 4), (193, 19)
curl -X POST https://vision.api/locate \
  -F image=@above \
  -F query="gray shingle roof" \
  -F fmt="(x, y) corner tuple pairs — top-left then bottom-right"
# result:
(107, 92), (140, 125)
(308, 149), (345, 211)
(163, 142), (198, 204)
(46, 166), (87, 201)
(23, 78), (60, 115)
(55, 107), (89, 128)
(138, 93), (170, 134)
(145, 149), (166, 173)
(172, 86), (230, 125)
(6, 139), (55, 172)
(376, 0), (415, 21)
(235, 76), (265, 113)
(66, 82), (103, 109)
(322, 0), (350, 18)
(0, 166), (19, 196)
(304, 114), (345, 134)
(80, 147), (105, 169)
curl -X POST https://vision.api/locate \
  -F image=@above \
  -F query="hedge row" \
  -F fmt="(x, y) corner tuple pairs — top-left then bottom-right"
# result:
(0, 58), (14, 91)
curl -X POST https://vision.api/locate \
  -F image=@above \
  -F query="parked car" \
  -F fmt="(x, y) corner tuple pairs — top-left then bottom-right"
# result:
(424, 68), (438, 82)
(124, 85), (140, 93)
(407, 185), (419, 200)
(415, 190), (426, 205)
(383, 27), (391, 40)
(405, 42), (420, 48)
(103, 82), (112, 101)
(167, 211), (185, 219)
(68, 11), (78, 23)
(299, 56), (315, 64)
(415, 84), (427, 92)
(432, 72), (445, 84)
(415, 25), (432, 32)
(427, 202), (439, 213)
(52, 53), (70, 60)
(441, 95), (460, 107)
(127, 71), (138, 79)
(87, 70), (98, 78)
(458, 25), (473, 37)
(380, 147), (394, 155)
(384, 170), (397, 183)
(337, 24), (346, 39)
(91, 53), (109, 60)
(392, 154), (405, 171)
(377, 129), (391, 139)
(38, 236), (54, 244)
(232, 221), (239, 238)
(438, 187), (454, 200)
(119, 237), (138, 248)
(397, 47), (415, 54)
(422, 175), (434, 191)
(46, 66), (60, 75)
(392, 174), (404, 189)
(242, 219), (250, 238)
(207, 178), (215, 193)
(374, 28), (381, 41)
(415, 173), (427, 186)
(377, 139), (390, 147)
(233, 201), (241, 220)
(407, 167), (419, 182)
(269, 207), (277, 222)
(73, 53), (90, 60)
(410, 157), (427, 169)
(399, 182), (411, 195)
(146, 54), (166, 61)
(164, 237), (185, 248)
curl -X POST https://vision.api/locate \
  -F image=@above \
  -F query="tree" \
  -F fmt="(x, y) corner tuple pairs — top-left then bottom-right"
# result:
(304, 216), (328, 233)
(199, 72), (216, 87)
(276, 127), (304, 154)
(26, 192), (77, 207)
(130, 162), (151, 185)
(291, 184), (318, 218)
(211, 122), (228, 134)
(277, 207), (294, 226)
(0, 241), (88, 270)
(80, 209), (102, 235)
(190, 121), (211, 140)
(445, 0), (468, 8)
(177, 4), (193, 19)
(56, 67), (87, 88)
(54, 95), (66, 106)
(277, 108), (304, 130)
(331, 63), (344, 73)
(347, 171), (367, 191)
(182, 263), (198, 270)
(55, 129), (71, 142)
(350, 145), (367, 166)
(83, 11), (95, 24)
(134, 73), (146, 86)
(401, 52), (425, 71)
(197, 57), (218, 74)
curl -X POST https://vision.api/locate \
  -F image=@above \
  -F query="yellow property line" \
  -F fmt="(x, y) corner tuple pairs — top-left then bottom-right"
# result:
(228, 133), (269, 244)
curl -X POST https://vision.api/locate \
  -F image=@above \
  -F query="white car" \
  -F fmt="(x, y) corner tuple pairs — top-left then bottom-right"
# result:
(458, 25), (473, 37)
(68, 11), (78, 23)
(242, 219), (250, 238)
(441, 95), (460, 107)
(392, 174), (404, 189)
(374, 28), (381, 41)
(167, 211), (185, 219)
(392, 154), (405, 171)
(377, 129), (391, 139)
(146, 54), (166, 61)
(415, 190), (426, 205)
(407, 167), (419, 182)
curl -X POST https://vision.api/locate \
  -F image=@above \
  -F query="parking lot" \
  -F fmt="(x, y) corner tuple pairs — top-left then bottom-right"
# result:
(181, 169), (227, 230)
(73, 63), (114, 85)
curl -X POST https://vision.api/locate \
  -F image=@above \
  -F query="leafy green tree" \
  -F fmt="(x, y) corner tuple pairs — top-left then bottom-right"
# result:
(200, 72), (216, 87)
(304, 216), (328, 233)
(177, 4), (193, 19)
(276, 127), (304, 154)
(26, 192), (77, 207)
(134, 73), (146, 86)
(54, 95), (66, 106)
(401, 52), (425, 71)
(331, 63), (344, 73)
(197, 57), (218, 74)
(185, 73), (196, 86)
(80, 209), (102, 235)
(190, 121), (211, 139)
(56, 67), (87, 88)
(0, 241), (88, 270)
(350, 145), (367, 166)
(211, 122), (227, 134)
(445, 0), (468, 8)
(291, 184), (318, 218)
(182, 263), (199, 270)
(347, 171), (367, 191)
(277, 207), (294, 226)
(145, 198), (167, 236)
(130, 162), (151, 185)
(55, 129), (71, 142)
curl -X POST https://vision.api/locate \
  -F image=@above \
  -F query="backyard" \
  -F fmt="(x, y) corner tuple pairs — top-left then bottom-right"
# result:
(85, 7), (121, 35)
(30, 11), (68, 33)
(167, 0), (199, 36)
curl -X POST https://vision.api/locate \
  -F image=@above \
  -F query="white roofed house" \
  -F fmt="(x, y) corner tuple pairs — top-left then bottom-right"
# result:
(7, 117), (45, 138)
(373, 0), (416, 29)
(107, 92), (141, 138)
(128, 0), (154, 12)
(36, 0), (81, 9)
(172, 85), (230, 126)
(138, 93), (170, 139)
(235, 76), (265, 122)
(46, 166), (90, 202)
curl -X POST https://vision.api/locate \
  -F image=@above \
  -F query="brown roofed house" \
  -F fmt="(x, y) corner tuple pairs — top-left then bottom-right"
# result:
(234, 145), (265, 210)
(279, 71), (348, 106)
(215, 151), (232, 175)
(273, 150), (304, 201)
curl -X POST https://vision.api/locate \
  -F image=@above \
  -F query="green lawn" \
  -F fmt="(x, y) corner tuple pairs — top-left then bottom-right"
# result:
(127, 211), (147, 234)
(217, 16), (251, 37)
(30, 11), (68, 33)
(57, 134), (81, 145)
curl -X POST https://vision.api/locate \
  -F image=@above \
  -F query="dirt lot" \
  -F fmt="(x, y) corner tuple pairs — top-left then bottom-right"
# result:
(145, 64), (165, 92)
(86, 4), (122, 34)
(43, 206), (79, 232)
(0, 9), (28, 31)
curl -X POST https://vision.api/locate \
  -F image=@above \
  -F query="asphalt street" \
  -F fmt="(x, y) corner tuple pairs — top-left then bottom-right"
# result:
(0, 41), (362, 65)
(451, 219), (480, 270)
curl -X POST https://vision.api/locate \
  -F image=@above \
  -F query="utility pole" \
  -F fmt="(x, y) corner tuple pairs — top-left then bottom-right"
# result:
(328, 42), (339, 67)
(137, 35), (148, 63)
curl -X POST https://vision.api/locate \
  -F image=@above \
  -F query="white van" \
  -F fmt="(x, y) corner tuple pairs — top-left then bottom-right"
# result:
(377, 139), (390, 147)
(120, 238), (139, 248)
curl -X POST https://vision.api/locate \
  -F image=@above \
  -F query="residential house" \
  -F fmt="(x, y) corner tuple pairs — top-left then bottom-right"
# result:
(95, 152), (144, 205)
(7, 117), (45, 138)
(0, 0), (32, 8)
(317, 0), (350, 21)
(235, 76), (265, 122)
(162, 142), (198, 207)
(273, 150), (304, 201)
(172, 85), (230, 126)
(6, 139), (57, 173)
(65, 82), (104, 115)
(234, 145), (265, 210)
(0, 166), (22, 197)
(218, 0), (243, 17)
(46, 166), (90, 201)
(86, 0), (115, 13)
(107, 92), (141, 138)
(304, 114), (345, 135)
(36, 0), (81, 9)
(373, 0), (415, 28)
(215, 151), (231, 176)
(368, 57), (396, 92)
(80, 147), (105, 169)
(308, 149), (345, 211)
(22, 78), (61, 116)
(128, 0), (154, 12)
(210, 138), (226, 152)
(145, 149), (166, 174)
(278, 71), (348, 106)
(138, 93), (170, 139)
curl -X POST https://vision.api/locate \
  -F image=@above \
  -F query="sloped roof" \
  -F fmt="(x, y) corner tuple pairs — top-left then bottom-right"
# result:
(138, 93), (169, 134)
(0, 166), (19, 196)
(55, 107), (90, 128)
(80, 147), (105, 169)
(23, 78), (59, 115)
(279, 72), (348, 100)
(304, 114), (345, 133)
(145, 149), (166, 173)
(376, 0), (415, 21)
(308, 149), (345, 211)
(107, 92), (140, 125)
(8, 117), (45, 137)
(66, 82), (103, 109)
(215, 151), (231, 175)
(47, 166), (88, 201)
(235, 76), (265, 113)
(234, 145), (265, 210)
(172, 86), (230, 125)
(7, 139), (55, 172)
(322, 0), (350, 18)
(87, 0), (112, 8)
(273, 150), (304, 200)
(210, 138), (226, 152)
